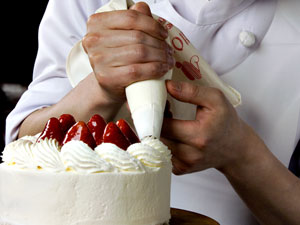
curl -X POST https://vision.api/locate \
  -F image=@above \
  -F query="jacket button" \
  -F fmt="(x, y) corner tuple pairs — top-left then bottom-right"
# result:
(239, 30), (256, 47)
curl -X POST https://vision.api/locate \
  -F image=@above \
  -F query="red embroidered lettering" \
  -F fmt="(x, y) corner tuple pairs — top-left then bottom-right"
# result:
(172, 37), (184, 51)
(179, 32), (190, 45)
(157, 17), (166, 25)
(165, 23), (173, 30)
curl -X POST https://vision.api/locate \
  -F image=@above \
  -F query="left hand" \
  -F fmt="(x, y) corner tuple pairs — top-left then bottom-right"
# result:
(161, 80), (259, 175)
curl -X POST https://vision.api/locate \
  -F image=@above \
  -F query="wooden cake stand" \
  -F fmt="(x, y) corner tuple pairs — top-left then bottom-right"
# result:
(170, 208), (220, 225)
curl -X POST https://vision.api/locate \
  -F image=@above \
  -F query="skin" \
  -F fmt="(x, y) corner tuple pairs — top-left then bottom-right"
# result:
(161, 80), (300, 225)
(18, 2), (299, 225)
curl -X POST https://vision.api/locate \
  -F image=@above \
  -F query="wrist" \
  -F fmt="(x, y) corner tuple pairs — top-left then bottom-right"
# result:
(67, 73), (124, 122)
(218, 122), (269, 179)
(89, 74), (125, 120)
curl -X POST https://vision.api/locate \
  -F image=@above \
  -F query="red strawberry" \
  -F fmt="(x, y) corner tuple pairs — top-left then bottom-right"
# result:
(37, 117), (64, 145)
(87, 114), (106, 146)
(62, 121), (96, 149)
(103, 122), (131, 150)
(58, 114), (76, 134)
(116, 119), (139, 144)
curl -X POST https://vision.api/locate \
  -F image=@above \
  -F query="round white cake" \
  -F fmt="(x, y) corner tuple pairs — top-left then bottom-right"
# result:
(0, 135), (172, 225)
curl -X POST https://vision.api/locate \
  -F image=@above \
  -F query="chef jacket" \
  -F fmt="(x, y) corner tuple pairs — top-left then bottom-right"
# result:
(5, 0), (300, 224)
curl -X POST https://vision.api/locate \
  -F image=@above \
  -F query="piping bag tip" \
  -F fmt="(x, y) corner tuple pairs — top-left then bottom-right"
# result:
(131, 104), (165, 140)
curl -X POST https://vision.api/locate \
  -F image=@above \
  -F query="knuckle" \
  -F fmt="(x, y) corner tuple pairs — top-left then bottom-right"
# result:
(149, 21), (161, 35)
(95, 71), (104, 83)
(87, 13), (102, 27)
(148, 63), (161, 76)
(126, 64), (141, 81)
(125, 10), (138, 25)
(188, 84), (201, 98)
(134, 44), (148, 59)
(211, 88), (226, 102)
(95, 69), (111, 86)
(89, 53), (104, 67)
(187, 156), (203, 167)
(172, 162), (189, 175)
(97, 74), (114, 92)
(132, 30), (145, 43)
(82, 33), (99, 51)
(194, 136), (208, 149)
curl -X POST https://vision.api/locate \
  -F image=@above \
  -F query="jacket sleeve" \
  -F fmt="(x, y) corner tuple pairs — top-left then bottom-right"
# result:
(5, 0), (99, 143)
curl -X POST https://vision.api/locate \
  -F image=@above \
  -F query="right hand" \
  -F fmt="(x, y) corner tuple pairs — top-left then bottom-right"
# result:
(82, 2), (175, 103)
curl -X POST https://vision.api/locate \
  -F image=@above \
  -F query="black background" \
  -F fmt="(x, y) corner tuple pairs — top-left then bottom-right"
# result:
(0, 1), (49, 151)
(2, 1), (49, 84)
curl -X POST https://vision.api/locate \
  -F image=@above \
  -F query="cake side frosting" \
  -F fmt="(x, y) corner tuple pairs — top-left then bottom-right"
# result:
(0, 164), (172, 225)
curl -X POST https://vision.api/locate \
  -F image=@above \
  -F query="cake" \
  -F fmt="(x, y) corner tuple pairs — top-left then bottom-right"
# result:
(0, 114), (172, 225)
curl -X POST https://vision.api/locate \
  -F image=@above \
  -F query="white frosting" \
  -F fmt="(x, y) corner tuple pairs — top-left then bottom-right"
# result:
(2, 138), (35, 169)
(95, 143), (145, 172)
(127, 138), (171, 171)
(32, 138), (65, 172)
(1, 136), (171, 174)
(61, 140), (113, 173)
(0, 164), (172, 225)
(142, 136), (172, 161)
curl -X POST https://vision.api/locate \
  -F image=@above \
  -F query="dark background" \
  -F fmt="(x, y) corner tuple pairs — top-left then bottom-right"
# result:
(0, 1), (49, 152)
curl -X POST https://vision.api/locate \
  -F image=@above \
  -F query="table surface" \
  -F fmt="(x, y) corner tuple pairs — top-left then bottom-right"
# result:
(170, 208), (220, 225)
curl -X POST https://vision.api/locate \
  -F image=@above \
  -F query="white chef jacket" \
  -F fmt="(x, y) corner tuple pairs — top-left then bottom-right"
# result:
(5, 0), (300, 224)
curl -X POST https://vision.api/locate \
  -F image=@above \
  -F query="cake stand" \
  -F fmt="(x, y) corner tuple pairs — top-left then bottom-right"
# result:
(170, 208), (220, 225)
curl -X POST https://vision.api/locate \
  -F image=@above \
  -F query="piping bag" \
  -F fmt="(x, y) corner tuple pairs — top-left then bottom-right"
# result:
(66, 0), (241, 140)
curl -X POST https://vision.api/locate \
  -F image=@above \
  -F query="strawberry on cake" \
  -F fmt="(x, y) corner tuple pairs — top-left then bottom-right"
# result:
(0, 114), (172, 225)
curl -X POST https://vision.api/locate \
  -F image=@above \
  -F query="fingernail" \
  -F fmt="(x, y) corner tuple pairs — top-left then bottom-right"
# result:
(161, 29), (168, 39)
(171, 81), (181, 92)
(167, 55), (175, 67)
(166, 45), (174, 55)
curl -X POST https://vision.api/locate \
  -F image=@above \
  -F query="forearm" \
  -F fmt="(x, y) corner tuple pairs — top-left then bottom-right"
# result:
(221, 125), (300, 225)
(18, 73), (123, 138)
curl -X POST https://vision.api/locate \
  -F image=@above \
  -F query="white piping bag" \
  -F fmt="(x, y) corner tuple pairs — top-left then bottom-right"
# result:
(66, 0), (241, 140)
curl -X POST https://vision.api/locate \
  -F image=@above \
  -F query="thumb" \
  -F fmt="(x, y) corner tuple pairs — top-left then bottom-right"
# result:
(166, 80), (225, 109)
(130, 2), (152, 17)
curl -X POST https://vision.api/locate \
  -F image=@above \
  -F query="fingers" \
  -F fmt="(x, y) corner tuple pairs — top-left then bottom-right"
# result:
(87, 10), (168, 40)
(161, 138), (192, 175)
(162, 118), (201, 147)
(97, 62), (172, 88)
(89, 44), (174, 67)
(130, 2), (152, 17)
(171, 156), (190, 175)
(84, 30), (167, 49)
(161, 138), (208, 175)
(166, 80), (228, 109)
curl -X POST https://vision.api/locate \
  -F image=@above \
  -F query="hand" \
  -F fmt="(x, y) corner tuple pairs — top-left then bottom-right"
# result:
(161, 80), (259, 175)
(82, 2), (175, 103)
